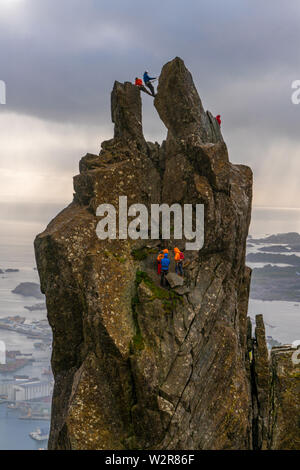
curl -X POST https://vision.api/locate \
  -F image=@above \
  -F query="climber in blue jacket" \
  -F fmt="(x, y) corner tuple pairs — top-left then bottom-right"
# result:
(161, 253), (170, 271)
(160, 252), (170, 287)
(143, 71), (156, 97)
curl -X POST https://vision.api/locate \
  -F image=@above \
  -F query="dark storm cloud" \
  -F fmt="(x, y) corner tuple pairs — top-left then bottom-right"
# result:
(1, 0), (299, 132)
(1, 0), (300, 206)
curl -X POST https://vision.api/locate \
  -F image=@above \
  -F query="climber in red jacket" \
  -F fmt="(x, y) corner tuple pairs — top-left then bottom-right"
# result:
(216, 115), (221, 126)
(135, 77), (143, 87)
(134, 77), (153, 97)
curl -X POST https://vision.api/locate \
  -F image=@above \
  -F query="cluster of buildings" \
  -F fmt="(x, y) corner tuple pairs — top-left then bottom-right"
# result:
(0, 377), (53, 403)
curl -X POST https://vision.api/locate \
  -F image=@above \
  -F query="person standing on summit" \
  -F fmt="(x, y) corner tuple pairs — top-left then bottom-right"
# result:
(143, 70), (157, 97)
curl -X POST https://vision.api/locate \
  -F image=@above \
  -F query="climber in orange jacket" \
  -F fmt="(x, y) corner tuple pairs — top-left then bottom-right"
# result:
(135, 77), (153, 97)
(174, 247), (184, 277)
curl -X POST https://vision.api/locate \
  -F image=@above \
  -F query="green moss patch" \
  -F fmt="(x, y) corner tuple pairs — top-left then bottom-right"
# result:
(131, 247), (157, 261)
(131, 332), (144, 351)
(131, 248), (148, 261)
(104, 250), (127, 263)
(130, 270), (184, 353)
(135, 270), (183, 312)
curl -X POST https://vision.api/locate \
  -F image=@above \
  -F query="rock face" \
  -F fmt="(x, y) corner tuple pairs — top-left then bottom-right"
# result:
(249, 315), (270, 449)
(34, 57), (299, 450)
(247, 316), (300, 450)
(268, 346), (300, 449)
(111, 81), (146, 150)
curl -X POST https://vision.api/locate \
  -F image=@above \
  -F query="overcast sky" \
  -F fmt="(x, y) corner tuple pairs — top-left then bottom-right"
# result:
(0, 0), (300, 220)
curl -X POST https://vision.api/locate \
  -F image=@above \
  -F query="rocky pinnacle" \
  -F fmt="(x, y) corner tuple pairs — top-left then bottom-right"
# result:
(34, 57), (299, 450)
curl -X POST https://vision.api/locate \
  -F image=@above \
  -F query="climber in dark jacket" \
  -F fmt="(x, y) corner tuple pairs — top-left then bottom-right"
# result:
(143, 71), (156, 97)
(160, 253), (170, 287)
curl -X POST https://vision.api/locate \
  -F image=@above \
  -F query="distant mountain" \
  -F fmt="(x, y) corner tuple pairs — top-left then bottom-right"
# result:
(247, 252), (300, 266)
(257, 245), (289, 253)
(12, 282), (44, 300)
(250, 232), (300, 245)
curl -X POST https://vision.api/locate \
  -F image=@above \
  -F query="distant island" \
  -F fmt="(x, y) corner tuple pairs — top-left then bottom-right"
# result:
(249, 232), (300, 245)
(250, 265), (300, 301)
(257, 245), (290, 253)
(12, 282), (44, 300)
(247, 252), (300, 266)
(0, 268), (20, 273)
(24, 303), (47, 311)
(248, 232), (300, 302)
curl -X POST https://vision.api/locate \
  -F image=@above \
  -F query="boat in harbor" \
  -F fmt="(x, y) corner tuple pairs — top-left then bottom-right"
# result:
(29, 428), (49, 442)
(20, 411), (51, 420)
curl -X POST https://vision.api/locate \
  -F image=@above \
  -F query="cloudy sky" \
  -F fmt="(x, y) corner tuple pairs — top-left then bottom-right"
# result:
(0, 0), (300, 224)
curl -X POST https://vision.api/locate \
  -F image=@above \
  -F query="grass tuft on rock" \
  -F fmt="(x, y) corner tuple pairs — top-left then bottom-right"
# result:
(131, 248), (148, 261)
(131, 332), (144, 351)
(131, 246), (158, 261)
(135, 270), (183, 312)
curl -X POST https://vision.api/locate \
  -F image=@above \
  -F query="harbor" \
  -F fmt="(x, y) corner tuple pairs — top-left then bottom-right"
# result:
(0, 242), (53, 450)
(0, 315), (52, 341)
(0, 402), (50, 450)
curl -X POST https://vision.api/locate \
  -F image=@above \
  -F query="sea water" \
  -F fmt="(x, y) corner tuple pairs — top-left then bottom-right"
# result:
(248, 300), (300, 344)
(0, 404), (49, 450)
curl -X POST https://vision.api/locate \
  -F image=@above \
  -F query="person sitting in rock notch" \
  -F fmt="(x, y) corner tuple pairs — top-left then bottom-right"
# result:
(143, 71), (157, 97)
(134, 77), (153, 96)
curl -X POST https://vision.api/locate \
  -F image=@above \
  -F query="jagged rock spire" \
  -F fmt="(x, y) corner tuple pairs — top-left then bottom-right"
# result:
(111, 81), (146, 148)
(154, 57), (223, 143)
(111, 58), (222, 151)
